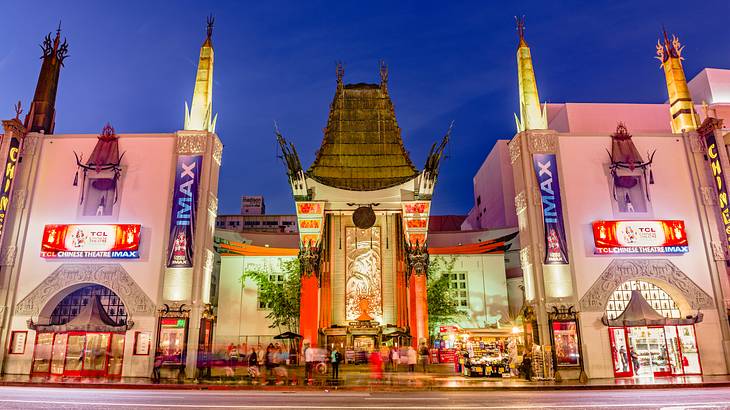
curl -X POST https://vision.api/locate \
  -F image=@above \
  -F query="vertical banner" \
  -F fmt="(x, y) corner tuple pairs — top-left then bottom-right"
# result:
(532, 153), (569, 264)
(0, 137), (20, 241)
(167, 155), (203, 268)
(704, 132), (730, 250)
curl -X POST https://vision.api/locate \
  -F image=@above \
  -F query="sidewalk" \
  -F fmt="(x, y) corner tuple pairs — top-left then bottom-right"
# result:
(2, 364), (730, 391)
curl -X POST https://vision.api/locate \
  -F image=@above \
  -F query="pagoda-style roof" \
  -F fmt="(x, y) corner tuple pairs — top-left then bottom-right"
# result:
(30, 295), (129, 333)
(601, 290), (702, 327)
(306, 80), (418, 191)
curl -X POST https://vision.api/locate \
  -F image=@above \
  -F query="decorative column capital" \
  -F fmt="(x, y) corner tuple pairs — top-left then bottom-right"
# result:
(299, 242), (321, 281)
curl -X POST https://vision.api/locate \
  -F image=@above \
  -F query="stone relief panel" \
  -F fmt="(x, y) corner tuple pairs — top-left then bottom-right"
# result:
(688, 134), (705, 154)
(701, 186), (717, 206)
(176, 133), (207, 154)
(213, 138), (223, 166)
(11, 189), (26, 211)
(527, 132), (558, 153)
(509, 135), (521, 165)
(208, 193), (218, 215)
(514, 191), (527, 214)
(520, 246), (531, 268)
(15, 264), (156, 317)
(711, 241), (726, 261)
(579, 259), (715, 312)
(1, 245), (17, 266)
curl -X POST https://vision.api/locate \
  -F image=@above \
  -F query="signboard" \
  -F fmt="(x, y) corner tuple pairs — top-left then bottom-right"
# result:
(705, 132), (730, 251)
(439, 325), (459, 333)
(532, 153), (569, 264)
(295, 201), (325, 246)
(402, 201), (431, 244)
(0, 137), (20, 241)
(41, 224), (141, 258)
(166, 155), (203, 268)
(8, 331), (26, 354)
(593, 220), (688, 254)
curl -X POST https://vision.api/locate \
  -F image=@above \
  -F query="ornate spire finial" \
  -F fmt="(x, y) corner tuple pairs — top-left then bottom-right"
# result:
(379, 60), (388, 84)
(515, 15), (527, 46)
(14, 101), (22, 120)
(336, 61), (344, 84)
(206, 14), (214, 39)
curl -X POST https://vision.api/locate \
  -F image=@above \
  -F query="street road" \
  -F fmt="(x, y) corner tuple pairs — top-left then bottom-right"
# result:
(0, 386), (729, 409)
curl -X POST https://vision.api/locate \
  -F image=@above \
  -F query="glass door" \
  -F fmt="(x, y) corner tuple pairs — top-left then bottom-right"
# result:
(107, 333), (125, 376)
(82, 333), (111, 377)
(31, 333), (54, 374)
(646, 327), (671, 377)
(663, 326), (683, 375)
(50, 333), (68, 375)
(677, 325), (702, 375)
(609, 327), (632, 377)
(64, 333), (85, 376)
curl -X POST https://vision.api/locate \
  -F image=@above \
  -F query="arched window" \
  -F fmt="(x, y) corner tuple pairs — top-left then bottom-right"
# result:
(50, 284), (127, 325)
(605, 280), (680, 320)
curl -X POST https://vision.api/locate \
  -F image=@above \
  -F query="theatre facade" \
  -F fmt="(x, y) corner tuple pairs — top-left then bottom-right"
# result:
(0, 22), (222, 379)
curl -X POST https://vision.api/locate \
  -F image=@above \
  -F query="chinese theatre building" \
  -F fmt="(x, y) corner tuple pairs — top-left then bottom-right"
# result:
(0, 20), (222, 379)
(502, 21), (730, 379)
(275, 63), (451, 348)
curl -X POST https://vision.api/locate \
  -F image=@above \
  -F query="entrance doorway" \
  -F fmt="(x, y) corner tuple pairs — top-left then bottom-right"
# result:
(30, 284), (130, 377)
(604, 280), (702, 378)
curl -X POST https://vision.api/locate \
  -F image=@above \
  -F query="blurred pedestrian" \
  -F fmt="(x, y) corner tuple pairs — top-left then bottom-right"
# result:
(248, 348), (260, 380)
(390, 347), (400, 372)
(152, 348), (163, 383)
(419, 342), (429, 372)
(369, 349), (383, 381)
(407, 346), (417, 372)
(304, 342), (314, 382)
(330, 348), (341, 380)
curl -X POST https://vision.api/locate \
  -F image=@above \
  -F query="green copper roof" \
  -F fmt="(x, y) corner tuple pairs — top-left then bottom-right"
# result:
(307, 82), (418, 191)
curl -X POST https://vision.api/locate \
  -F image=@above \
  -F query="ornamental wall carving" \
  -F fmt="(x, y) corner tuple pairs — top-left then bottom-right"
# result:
(176, 133), (207, 154)
(688, 134), (705, 154)
(514, 191), (527, 213)
(509, 135), (521, 164)
(711, 241), (726, 261)
(212, 138), (223, 166)
(208, 193), (218, 215)
(1, 245), (17, 266)
(527, 132), (558, 153)
(701, 186), (717, 206)
(15, 264), (156, 317)
(578, 259), (714, 312)
(11, 189), (26, 211)
(520, 246), (531, 268)
(22, 135), (40, 157)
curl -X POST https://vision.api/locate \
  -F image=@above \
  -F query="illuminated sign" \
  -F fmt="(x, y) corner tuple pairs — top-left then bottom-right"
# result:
(592, 220), (688, 254)
(402, 201), (431, 244)
(439, 325), (460, 333)
(41, 224), (141, 258)
(0, 137), (20, 240)
(533, 153), (569, 264)
(295, 201), (325, 247)
(704, 129), (730, 251)
(166, 155), (202, 268)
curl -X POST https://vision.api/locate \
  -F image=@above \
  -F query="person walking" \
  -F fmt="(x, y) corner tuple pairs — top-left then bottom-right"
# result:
(407, 346), (417, 372)
(419, 343), (430, 372)
(390, 347), (400, 372)
(304, 342), (315, 383)
(152, 348), (164, 383)
(330, 348), (341, 380)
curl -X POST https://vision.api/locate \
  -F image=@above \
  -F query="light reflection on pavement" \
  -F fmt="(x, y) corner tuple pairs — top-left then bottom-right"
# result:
(1, 386), (730, 409)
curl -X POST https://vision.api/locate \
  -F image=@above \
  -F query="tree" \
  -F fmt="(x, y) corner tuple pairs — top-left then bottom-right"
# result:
(240, 258), (301, 334)
(427, 255), (464, 340)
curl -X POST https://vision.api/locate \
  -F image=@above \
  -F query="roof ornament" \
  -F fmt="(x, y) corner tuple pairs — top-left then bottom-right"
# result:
(73, 123), (125, 205)
(275, 122), (303, 178)
(423, 121), (453, 177)
(13, 101), (22, 120)
(206, 14), (215, 39)
(379, 60), (388, 84)
(515, 15), (527, 46)
(656, 27), (682, 64)
(336, 61), (344, 84)
(606, 122), (656, 203)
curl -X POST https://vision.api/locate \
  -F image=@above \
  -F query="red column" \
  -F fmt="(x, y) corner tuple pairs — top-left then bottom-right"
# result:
(299, 274), (319, 346)
(408, 272), (428, 348)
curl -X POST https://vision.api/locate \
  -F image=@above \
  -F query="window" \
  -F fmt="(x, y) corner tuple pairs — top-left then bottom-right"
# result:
(606, 280), (680, 320)
(258, 273), (285, 309)
(51, 285), (127, 325)
(449, 272), (469, 308)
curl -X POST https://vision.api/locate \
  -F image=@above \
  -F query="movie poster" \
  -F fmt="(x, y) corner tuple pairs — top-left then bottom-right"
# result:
(532, 153), (569, 264)
(166, 155), (202, 268)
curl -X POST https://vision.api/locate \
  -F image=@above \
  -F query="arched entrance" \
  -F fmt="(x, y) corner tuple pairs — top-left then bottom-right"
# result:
(30, 284), (130, 377)
(604, 280), (702, 378)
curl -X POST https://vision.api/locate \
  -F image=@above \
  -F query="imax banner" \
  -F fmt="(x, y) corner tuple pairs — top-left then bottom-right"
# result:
(533, 153), (569, 264)
(166, 155), (203, 268)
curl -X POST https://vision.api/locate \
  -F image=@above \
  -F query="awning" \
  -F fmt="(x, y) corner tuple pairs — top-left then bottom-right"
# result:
(601, 290), (702, 327)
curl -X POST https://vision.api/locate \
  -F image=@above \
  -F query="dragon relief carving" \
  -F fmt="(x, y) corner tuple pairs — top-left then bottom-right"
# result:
(579, 259), (714, 312)
(15, 264), (156, 317)
(299, 242), (321, 279)
(405, 241), (429, 276)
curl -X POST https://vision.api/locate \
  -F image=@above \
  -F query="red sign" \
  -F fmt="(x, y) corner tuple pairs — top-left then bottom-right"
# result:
(41, 224), (141, 259)
(592, 220), (688, 254)
(439, 325), (459, 333)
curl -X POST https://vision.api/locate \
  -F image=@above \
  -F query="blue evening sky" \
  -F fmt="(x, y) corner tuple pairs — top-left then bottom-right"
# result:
(0, 1), (728, 215)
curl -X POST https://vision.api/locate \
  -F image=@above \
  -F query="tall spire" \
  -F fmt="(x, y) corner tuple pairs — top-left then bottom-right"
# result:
(24, 22), (68, 134)
(514, 16), (547, 132)
(656, 28), (698, 133)
(184, 15), (217, 133)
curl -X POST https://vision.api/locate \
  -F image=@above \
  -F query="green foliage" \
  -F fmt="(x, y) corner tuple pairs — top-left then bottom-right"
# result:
(427, 256), (464, 337)
(241, 258), (301, 333)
